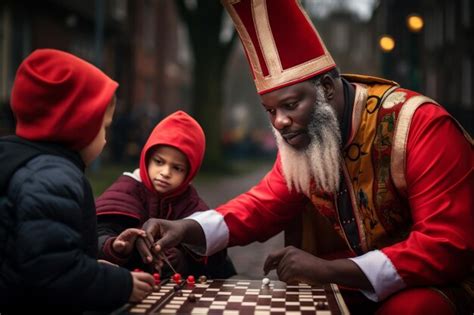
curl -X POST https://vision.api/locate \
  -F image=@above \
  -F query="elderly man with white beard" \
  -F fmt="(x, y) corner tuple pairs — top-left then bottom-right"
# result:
(137, 1), (473, 314)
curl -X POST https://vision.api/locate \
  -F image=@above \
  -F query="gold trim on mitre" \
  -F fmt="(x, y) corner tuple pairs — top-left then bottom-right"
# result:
(391, 95), (437, 195)
(223, 0), (336, 94)
(223, 0), (264, 78)
(254, 0), (282, 75)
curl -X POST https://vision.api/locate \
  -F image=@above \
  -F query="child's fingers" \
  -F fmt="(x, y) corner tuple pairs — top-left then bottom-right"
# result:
(118, 228), (147, 242)
(112, 239), (126, 253)
(135, 272), (155, 286)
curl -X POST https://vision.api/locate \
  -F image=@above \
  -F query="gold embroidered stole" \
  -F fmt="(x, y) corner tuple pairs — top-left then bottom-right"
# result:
(309, 75), (438, 252)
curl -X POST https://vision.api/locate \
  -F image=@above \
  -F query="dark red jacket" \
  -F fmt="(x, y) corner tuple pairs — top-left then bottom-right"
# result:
(96, 173), (208, 224)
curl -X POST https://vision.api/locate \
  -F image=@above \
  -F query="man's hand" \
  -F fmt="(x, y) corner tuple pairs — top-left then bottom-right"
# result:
(263, 246), (331, 284)
(263, 246), (374, 290)
(136, 219), (196, 269)
(138, 218), (204, 253)
(112, 228), (147, 256)
(128, 271), (155, 302)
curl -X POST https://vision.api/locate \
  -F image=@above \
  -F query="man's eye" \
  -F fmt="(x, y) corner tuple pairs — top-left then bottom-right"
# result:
(286, 102), (297, 109)
(266, 108), (276, 115)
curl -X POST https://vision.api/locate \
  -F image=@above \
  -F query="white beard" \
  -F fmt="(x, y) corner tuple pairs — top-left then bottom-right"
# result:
(273, 86), (342, 195)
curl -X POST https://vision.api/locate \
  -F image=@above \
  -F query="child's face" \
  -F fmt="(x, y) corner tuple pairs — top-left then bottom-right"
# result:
(147, 145), (188, 194)
(80, 97), (116, 166)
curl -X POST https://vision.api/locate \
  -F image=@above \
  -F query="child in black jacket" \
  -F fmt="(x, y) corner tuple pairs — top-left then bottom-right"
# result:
(0, 49), (154, 314)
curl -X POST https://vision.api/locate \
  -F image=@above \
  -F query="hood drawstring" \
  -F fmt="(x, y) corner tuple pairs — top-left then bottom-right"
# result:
(166, 202), (173, 220)
(159, 198), (173, 220)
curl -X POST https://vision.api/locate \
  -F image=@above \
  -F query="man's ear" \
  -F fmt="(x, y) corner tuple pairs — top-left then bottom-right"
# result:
(320, 74), (336, 100)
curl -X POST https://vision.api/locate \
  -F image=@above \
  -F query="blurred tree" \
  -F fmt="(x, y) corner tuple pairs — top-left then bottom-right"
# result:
(175, 0), (237, 171)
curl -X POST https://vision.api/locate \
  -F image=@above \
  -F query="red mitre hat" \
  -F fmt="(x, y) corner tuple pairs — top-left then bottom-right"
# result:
(222, 0), (336, 94)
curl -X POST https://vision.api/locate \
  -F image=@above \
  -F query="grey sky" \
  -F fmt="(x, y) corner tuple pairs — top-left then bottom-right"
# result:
(304, 0), (377, 21)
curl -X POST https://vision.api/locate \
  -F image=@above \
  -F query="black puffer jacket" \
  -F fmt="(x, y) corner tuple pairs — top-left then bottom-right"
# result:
(0, 136), (132, 314)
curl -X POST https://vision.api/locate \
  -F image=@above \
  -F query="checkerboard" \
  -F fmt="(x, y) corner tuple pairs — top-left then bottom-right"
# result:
(113, 279), (349, 314)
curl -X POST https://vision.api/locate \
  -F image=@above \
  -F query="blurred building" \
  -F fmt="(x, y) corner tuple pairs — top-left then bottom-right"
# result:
(313, 9), (381, 77)
(223, 44), (277, 159)
(0, 0), (192, 161)
(373, 0), (473, 133)
(125, 0), (191, 161)
(0, 0), (127, 111)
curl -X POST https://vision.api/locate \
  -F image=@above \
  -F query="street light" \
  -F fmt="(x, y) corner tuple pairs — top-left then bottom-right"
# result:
(406, 13), (423, 90)
(407, 14), (424, 33)
(379, 35), (395, 53)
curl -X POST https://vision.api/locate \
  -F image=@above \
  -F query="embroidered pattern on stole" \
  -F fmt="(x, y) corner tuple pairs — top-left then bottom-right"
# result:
(310, 83), (421, 252)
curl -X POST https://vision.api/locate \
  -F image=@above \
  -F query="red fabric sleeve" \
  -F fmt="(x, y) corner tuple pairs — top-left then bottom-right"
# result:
(216, 155), (307, 246)
(382, 103), (474, 286)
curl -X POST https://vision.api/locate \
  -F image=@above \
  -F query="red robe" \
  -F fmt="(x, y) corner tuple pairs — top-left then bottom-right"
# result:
(214, 86), (473, 301)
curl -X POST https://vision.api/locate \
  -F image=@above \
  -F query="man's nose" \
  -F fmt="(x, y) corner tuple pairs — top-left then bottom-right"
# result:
(273, 111), (291, 130)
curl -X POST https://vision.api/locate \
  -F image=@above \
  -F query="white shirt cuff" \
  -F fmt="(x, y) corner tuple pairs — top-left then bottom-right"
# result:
(185, 210), (229, 256)
(349, 250), (406, 301)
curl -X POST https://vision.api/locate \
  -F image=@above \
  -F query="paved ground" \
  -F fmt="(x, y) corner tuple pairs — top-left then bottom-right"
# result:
(194, 162), (282, 280)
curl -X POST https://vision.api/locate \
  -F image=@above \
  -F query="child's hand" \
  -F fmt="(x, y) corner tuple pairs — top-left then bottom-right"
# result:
(129, 271), (154, 302)
(113, 228), (147, 256)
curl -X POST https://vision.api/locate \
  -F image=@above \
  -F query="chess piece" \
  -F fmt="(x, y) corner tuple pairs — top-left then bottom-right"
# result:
(198, 275), (207, 283)
(153, 273), (160, 285)
(262, 277), (270, 286)
(187, 293), (196, 302)
(187, 275), (195, 285)
(172, 273), (182, 284)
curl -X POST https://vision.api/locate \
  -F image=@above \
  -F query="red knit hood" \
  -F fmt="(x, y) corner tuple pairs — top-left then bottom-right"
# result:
(11, 49), (118, 150)
(139, 111), (205, 197)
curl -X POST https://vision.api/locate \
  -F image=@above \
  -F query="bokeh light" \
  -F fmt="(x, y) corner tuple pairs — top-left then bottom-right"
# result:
(407, 14), (424, 32)
(379, 35), (395, 52)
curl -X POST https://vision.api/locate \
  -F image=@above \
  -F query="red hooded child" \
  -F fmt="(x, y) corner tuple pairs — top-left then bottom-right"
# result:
(96, 111), (235, 278)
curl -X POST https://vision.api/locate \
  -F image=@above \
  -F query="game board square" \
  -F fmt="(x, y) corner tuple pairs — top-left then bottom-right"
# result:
(236, 282), (250, 285)
(255, 305), (270, 310)
(242, 295), (258, 302)
(270, 301), (285, 308)
(190, 307), (208, 314)
(159, 309), (177, 313)
(271, 293), (286, 299)
(214, 294), (230, 301)
(285, 305), (300, 311)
